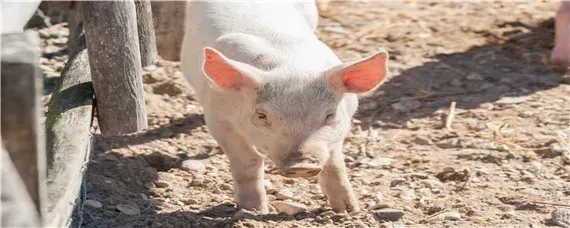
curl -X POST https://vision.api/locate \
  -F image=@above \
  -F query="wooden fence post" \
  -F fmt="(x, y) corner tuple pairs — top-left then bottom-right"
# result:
(1, 145), (41, 227)
(150, 1), (186, 61)
(82, 0), (148, 135)
(134, 0), (158, 66)
(0, 31), (46, 218)
(44, 28), (94, 227)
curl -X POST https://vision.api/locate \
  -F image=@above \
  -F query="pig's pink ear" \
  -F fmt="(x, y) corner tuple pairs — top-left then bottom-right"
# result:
(202, 47), (260, 90)
(329, 51), (388, 94)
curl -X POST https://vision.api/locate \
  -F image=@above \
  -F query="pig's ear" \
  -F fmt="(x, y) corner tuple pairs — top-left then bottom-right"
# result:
(328, 51), (388, 94)
(202, 47), (261, 90)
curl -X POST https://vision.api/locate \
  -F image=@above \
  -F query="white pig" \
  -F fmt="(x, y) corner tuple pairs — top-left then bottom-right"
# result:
(180, 0), (388, 213)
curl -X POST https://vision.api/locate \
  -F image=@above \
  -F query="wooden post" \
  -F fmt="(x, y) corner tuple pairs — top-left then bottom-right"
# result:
(82, 0), (148, 135)
(1, 145), (41, 227)
(0, 31), (46, 217)
(44, 29), (94, 227)
(134, 0), (158, 66)
(150, 1), (186, 61)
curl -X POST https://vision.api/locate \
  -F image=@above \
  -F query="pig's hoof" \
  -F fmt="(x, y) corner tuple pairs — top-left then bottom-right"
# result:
(327, 194), (360, 214)
(551, 47), (570, 67)
(278, 166), (322, 178)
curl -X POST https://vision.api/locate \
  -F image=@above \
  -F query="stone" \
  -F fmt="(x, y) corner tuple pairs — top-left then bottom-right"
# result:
(552, 208), (570, 228)
(116, 204), (140, 215)
(375, 192), (384, 201)
(369, 203), (391, 210)
(272, 201), (307, 216)
(275, 189), (294, 200)
(154, 181), (169, 188)
(84, 199), (102, 209)
(180, 159), (206, 173)
(267, 195), (277, 201)
(390, 178), (406, 187)
(233, 208), (256, 219)
(548, 143), (566, 157)
(412, 136), (433, 145)
(263, 179), (273, 191)
(420, 179), (443, 189)
(320, 210), (336, 217)
(374, 208), (405, 221)
(397, 190), (415, 201)
(496, 96), (527, 104)
(426, 211), (461, 222)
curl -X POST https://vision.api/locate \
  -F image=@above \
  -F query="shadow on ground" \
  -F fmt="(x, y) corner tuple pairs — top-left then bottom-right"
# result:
(355, 18), (568, 130)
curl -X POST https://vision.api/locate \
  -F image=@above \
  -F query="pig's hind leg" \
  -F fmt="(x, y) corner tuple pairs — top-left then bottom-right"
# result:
(551, 1), (570, 66)
(318, 143), (360, 213)
(205, 116), (268, 213)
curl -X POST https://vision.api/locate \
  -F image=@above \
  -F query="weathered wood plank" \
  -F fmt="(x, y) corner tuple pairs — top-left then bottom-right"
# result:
(135, 0), (158, 66)
(151, 1), (186, 61)
(0, 31), (46, 216)
(1, 145), (41, 227)
(82, 0), (148, 135)
(44, 28), (94, 227)
(1, 0), (41, 33)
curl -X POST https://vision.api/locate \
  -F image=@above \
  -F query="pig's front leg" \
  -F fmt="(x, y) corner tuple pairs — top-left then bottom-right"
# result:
(318, 143), (360, 213)
(206, 118), (268, 213)
(551, 1), (570, 66)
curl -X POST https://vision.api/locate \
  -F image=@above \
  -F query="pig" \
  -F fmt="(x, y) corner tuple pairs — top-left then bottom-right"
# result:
(551, 0), (570, 66)
(180, 0), (388, 213)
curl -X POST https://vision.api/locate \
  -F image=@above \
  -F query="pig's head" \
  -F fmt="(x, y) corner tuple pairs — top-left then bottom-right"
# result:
(202, 47), (388, 177)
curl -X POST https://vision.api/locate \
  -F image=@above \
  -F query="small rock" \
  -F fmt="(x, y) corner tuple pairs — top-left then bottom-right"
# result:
(366, 157), (393, 168)
(420, 179), (443, 189)
(154, 181), (169, 188)
(409, 173), (429, 179)
(116, 204), (140, 215)
(369, 203), (391, 210)
(374, 208), (405, 221)
(391, 102), (410, 113)
(466, 73), (484, 80)
(375, 192), (384, 201)
(275, 189), (294, 200)
(552, 208), (570, 227)
(320, 210), (336, 217)
(180, 159), (206, 173)
(396, 190), (415, 201)
(233, 208), (256, 219)
(548, 143), (566, 157)
(390, 178), (406, 187)
(182, 199), (198, 205)
(84, 199), (102, 208)
(267, 195), (277, 201)
(272, 201), (307, 216)
(427, 211), (461, 222)
(412, 136), (433, 145)
(496, 96), (527, 104)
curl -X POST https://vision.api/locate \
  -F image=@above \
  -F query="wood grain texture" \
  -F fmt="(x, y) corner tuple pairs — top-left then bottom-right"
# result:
(151, 1), (186, 61)
(44, 30), (93, 228)
(135, 0), (158, 66)
(82, 0), (148, 135)
(0, 31), (46, 216)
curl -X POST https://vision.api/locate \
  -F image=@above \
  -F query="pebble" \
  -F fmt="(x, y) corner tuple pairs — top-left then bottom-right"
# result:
(263, 179), (273, 191)
(154, 181), (170, 188)
(272, 201), (307, 216)
(548, 143), (566, 157)
(496, 96), (527, 104)
(369, 203), (391, 210)
(374, 208), (405, 221)
(275, 189), (294, 200)
(116, 204), (140, 215)
(397, 190), (415, 201)
(375, 192), (384, 201)
(267, 195), (277, 201)
(390, 178), (406, 187)
(427, 211), (461, 222)
(365, 157), (393, 168)
(180, 159), (206, 173)
(84, 199), (102, 209)
(552, 208), (570, 228)
(320, 210), (336, 217)
(233, 208), (256, 219)
(412, 136), (433, 145)
(420, 179), (443, 189)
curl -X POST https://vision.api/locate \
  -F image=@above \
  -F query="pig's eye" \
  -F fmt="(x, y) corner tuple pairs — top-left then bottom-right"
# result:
(257, 113), (267, 119)
(325, 113), (337, 125)
(252, 109), (270, 126)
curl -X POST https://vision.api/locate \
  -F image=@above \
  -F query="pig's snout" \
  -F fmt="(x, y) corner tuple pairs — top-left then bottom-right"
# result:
(278, 162), (322, 178)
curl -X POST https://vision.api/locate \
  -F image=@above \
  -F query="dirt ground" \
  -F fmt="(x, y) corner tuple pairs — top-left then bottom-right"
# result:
(35, 1), (570, 228)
